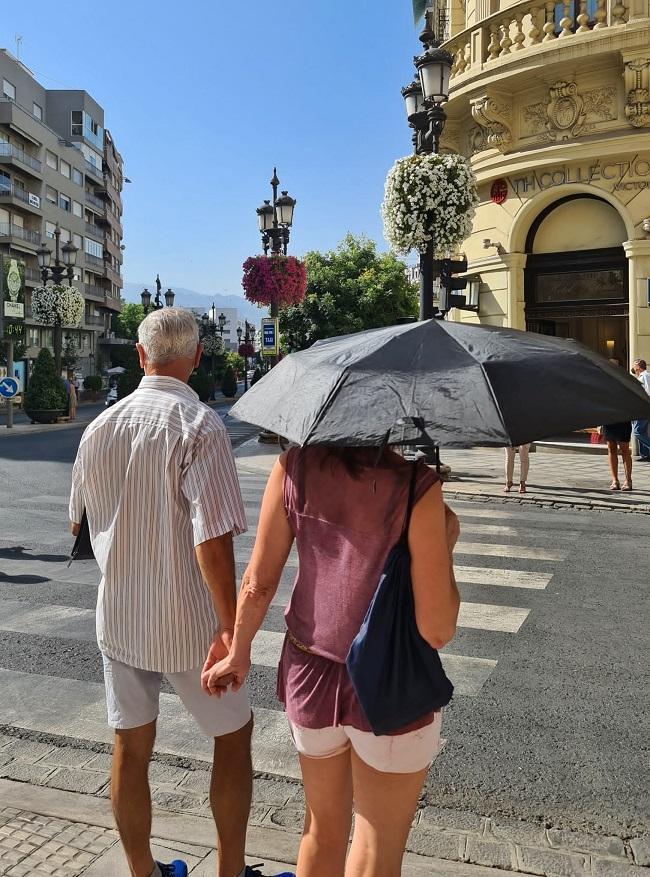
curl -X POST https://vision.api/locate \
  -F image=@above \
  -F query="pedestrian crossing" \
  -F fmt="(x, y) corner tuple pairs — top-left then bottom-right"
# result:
(0, 468), (573, 783)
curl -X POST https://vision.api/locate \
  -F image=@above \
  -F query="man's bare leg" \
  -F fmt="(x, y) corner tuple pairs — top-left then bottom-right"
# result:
(111, 721), (157, 877)
(210, 716), (254, 877)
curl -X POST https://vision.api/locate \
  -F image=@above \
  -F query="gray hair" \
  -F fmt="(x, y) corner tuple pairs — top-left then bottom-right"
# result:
(137, 307), (199, 365)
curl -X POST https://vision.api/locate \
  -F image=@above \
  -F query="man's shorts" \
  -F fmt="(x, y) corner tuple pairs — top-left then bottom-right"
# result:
(289, 711), (442, 774)
(102, 655), (251, 737)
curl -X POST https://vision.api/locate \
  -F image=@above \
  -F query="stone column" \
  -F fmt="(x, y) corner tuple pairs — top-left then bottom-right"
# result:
(623, 240), (650, 364)
(501, 252), (528, 330)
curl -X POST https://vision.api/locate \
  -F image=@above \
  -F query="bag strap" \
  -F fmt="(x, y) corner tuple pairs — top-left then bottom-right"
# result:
(400, 462), (419, 542)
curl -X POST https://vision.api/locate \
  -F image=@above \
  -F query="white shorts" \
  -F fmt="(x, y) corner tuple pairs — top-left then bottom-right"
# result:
(102, 655), (251, 738)
(289, 711), (443, 774)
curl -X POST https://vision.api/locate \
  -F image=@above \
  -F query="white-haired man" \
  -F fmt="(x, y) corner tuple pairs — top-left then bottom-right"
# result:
(69, 309), (291, 877)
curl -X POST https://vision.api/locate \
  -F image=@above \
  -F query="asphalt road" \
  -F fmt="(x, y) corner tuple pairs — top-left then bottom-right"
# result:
(0, 422), (647, 840)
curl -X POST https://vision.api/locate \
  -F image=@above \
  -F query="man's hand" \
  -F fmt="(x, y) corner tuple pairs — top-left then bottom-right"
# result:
(201, 648), (251, 697)
(202, 629), (233, 675)
(70, 521), (81, 537)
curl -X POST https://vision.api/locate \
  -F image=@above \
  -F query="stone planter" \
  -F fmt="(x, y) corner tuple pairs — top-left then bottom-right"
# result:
(24, 408), (66, 424)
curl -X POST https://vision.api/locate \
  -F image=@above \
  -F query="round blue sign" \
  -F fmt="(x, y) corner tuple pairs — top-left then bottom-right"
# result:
(0, 377), (19, 398)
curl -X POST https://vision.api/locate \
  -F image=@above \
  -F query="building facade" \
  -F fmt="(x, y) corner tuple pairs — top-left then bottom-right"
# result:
(0, 49), (124, 375)
(437, 0), (650, 365)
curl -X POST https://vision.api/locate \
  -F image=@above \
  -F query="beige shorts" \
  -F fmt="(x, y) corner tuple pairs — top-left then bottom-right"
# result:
(102, 655), (251, 737)
(289, 711), (443, 774)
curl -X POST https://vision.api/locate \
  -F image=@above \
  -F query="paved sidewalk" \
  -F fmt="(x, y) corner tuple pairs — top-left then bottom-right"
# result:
(235, 440), (650, 513)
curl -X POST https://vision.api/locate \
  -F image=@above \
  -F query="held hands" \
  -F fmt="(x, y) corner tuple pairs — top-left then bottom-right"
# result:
(200, 630), (251, 697)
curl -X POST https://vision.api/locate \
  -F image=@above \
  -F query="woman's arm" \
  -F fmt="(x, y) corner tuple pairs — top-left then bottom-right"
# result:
(408, 481), (460, 650)
(201, 454), (295, 694)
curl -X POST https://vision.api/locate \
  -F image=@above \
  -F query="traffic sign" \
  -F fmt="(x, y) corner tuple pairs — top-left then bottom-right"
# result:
(0, 377), (19, 399)
(261, 317), (279, 356)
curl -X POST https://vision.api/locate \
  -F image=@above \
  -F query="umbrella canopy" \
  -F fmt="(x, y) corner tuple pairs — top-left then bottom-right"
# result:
(106, 366), (126, 375)
(230, 321), (650, 449)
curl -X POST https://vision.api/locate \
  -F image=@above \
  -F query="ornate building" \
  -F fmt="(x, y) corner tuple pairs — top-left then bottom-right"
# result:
(439, 0), (650, 363)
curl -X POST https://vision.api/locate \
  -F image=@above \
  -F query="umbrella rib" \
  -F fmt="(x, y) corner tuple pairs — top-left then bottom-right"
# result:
(476, 361), (511, 445)
(302, 370), (350, 445)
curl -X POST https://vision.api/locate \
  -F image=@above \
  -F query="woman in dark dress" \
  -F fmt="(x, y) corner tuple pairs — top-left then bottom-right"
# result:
(603, 357), (633, 491)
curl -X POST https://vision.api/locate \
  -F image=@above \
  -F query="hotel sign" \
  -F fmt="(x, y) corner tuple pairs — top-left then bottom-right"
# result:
(510, 157), (650, 196)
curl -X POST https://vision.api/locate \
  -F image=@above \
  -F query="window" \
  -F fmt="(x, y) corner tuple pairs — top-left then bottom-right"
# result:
(59, 193), (71, 212)
(12, 213), (23, 229)
(60, 159), (71, 179)
(84, 238), (103, 258)
(45, 221), (56, 239)
(0, 207), (9, 224)
(27, 328), (40, 347)
(0, 171), (10, 193)
(82, 332), (92, 349)
(46, 151), (58, 170)
(33, 102), (42, 121)
(72, 168), (82, 186)
(59, 227), (71, 243)
(72, 200), (82, 218)
(46, 185), (57, 204)
(71, 111), (83, 136)
(73, 233), (82, 249)
(42, 329), (53, 348)
(2, 79), (15, 101)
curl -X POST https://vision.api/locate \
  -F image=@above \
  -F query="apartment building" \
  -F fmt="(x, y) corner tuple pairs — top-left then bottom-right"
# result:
(0, 49), (124, 374)
(433, 0), (650, 364)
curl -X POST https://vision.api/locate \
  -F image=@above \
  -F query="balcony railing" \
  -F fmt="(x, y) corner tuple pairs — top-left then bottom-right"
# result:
(446, 0), (629, 81)
(84, 252), (105, 268)
(82, 282), (107, 299)
(85, 314), (106, 327)
(0, 223), (41, 244)
(84, 159), (103, 180)
(0, 142), (42, 173)
(85, 190), (105, 210)
(0, 185), (41, 208)
(25, 267), (41, 283)
(85, 221), (104, 239)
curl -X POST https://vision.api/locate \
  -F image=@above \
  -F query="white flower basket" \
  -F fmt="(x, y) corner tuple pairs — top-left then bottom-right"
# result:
(382, 153), (479, 256)
(202, 333), (224, 356)
(32, 284), (84, 328)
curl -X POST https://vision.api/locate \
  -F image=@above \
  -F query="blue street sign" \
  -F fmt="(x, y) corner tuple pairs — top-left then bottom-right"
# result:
(261, 318), (279, 356)
(0, 377), (18, 399)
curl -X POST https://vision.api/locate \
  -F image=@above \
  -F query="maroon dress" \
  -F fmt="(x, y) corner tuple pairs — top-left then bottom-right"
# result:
(277, 446), (440, 734)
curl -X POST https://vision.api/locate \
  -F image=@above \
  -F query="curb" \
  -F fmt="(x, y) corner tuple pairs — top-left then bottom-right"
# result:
(443, 488), (650, 515)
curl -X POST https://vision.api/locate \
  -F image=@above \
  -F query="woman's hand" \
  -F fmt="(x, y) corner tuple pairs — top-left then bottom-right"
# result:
(201, 649), (251, 697)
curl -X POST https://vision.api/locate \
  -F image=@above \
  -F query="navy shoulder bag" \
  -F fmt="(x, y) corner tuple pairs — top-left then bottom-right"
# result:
(345, 463), (454, 735)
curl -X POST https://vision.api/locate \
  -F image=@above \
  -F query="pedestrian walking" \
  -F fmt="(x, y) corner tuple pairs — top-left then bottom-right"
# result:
(631, 358), (650, 462)
(67, 371), (77, 421)
(204, 446), (460, 877)
(603, 357), (633, 491)
(69, 308), (290, 877)
(504, 444), (530, 493)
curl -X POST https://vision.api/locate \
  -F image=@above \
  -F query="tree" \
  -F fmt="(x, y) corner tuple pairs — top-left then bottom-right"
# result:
(279, 234), (418, 351)
(62, 335), (79, 371)
(117, 345), (143, 399)
(113, 302), (145, 340)
(189, 367), (214, 402)
(24, 348), (67, 411)
(221, 366), (237, 398)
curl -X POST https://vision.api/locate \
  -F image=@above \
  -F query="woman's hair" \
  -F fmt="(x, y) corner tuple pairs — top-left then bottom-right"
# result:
(322, 445), (391, 478)
(138, 307), (199, 365)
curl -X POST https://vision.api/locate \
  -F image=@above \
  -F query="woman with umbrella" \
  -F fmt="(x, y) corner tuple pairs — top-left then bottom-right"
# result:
(203, 445), (460, 877)
(602, 357), (633, 491)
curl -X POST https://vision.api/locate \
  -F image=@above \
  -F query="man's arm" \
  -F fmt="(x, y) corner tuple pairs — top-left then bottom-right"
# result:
(195, 532), (237, 632)
(69, 450), (84, 535)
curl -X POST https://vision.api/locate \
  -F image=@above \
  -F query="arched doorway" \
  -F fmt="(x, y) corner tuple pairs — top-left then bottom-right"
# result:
(524, 195), (629, 363)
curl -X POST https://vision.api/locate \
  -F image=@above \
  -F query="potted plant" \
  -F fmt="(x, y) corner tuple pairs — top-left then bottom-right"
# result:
(221, 366), (238, 399)
(189, 367), (215, 403)
(251, 367), (263, 386)
(24, 348), (67, 423)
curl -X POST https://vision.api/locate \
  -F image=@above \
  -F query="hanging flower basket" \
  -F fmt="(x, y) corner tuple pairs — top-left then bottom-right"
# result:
(242, 255), (307, 309)
(238, 342), (255, 358)
(31, 284), (84, 327)
(202, 333), (224, 356)
(381, 153), (479, 256)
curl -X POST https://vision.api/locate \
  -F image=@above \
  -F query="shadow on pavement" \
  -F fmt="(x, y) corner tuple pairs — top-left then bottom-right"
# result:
(0, 547), (68, 563)
(0, 571), (50, 584)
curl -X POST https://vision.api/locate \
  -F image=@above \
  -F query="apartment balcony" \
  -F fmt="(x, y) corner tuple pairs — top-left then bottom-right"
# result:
(0, 184), (42, 215)
(0, 222), (41, 251)
(0, 142), (42, 179)
(445, 0), (646, 95)
(24, 266), (41, 287)
(84, 159), (103, 183)
(82, 282), (107, 302)
(84, 314), (106, 328)
(104, 261), (122, 286)
(84, 252), (105, 270)
(97, 208), (123, 239)
(85, 221), (104, 240)
(104, 235), (123, 263)
(94, 176), (123, 212)
(85, 190), (105, 211)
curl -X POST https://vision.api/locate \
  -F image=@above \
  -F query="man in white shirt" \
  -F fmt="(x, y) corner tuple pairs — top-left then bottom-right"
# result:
(70, 309), (289, 877)
(632, 358), (650, 461)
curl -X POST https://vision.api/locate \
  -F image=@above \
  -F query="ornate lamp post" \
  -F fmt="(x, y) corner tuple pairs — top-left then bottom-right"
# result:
(141, 274), (175, 314)
(236, 321), (256, 393)
(36, 222), (78, 374)
(401, 12), (453, 319)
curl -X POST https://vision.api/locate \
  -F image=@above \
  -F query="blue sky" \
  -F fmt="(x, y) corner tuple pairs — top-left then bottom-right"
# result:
(4, 1), (421, 297)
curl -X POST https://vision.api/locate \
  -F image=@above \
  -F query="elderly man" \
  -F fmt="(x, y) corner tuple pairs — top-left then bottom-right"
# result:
(69, 309), (290, 877)
(632, 358), (650, 462)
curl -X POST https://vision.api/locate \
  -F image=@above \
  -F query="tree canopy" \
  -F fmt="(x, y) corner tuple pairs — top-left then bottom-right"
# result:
(279, 234), (418, 351)
(113, 302), (145, 340)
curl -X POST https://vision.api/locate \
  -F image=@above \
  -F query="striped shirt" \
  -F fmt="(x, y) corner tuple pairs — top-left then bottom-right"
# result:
(69, 375), (247, 673)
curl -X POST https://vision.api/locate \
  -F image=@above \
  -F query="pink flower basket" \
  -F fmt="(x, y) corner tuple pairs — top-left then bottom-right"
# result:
(242, 255), (307, 308)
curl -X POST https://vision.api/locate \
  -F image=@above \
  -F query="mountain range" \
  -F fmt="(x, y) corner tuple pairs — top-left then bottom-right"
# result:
(122, 282), (266, 323)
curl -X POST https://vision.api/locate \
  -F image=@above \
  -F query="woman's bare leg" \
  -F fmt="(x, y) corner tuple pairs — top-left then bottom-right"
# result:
(607, 441), (620, 486)
(620, 442), (633, 487)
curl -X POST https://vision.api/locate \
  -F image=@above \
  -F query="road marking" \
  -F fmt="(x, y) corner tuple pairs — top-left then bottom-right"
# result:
(239, 519), (520, 538)
(455, 566), (552, 589)
(455, 542), (566, 561)
(458, 601), (529, 633)
(0, 668), (300, 779)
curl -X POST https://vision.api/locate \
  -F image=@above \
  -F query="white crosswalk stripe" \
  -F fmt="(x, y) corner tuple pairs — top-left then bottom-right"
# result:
(0, 467), (570, 780)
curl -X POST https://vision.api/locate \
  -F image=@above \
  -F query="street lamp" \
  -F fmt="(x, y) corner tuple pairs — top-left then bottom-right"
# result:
(402, 11), (453, 320)
(36, 222), (79, 375)
(237, 321), (255, 393)
(141, 274), (175, 313)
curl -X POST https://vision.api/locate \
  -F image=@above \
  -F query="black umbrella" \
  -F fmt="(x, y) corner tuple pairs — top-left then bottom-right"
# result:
(230, 321), (650, 448)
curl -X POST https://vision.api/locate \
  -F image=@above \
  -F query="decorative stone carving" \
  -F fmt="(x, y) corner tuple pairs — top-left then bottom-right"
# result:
(471, 96), (512, 153)
(466, 125), (488, 156)
(523, 81), (617, 141)
(624, 59), (650, 128)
